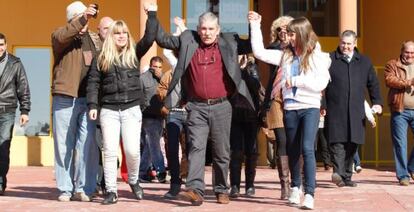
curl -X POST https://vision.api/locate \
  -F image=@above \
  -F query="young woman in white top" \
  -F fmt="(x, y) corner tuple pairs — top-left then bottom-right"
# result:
(248, 11), (331, 210)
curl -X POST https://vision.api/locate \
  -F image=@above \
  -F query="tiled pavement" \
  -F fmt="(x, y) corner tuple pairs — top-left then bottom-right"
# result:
(0, 166), (413, 211)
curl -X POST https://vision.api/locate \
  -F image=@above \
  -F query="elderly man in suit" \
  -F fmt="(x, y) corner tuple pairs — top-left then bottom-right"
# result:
(154, 12), (253, 205)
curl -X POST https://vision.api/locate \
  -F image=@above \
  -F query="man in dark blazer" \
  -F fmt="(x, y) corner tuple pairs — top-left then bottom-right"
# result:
(154, 12), (253, 205)
(324, 30), (382, 187)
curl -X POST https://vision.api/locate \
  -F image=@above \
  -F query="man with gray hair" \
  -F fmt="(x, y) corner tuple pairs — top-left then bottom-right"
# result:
(384, 40), (414, 186)
(51, 1), (101, 202)
(324, 30), (382, 188)
(154, 12), (253, 205)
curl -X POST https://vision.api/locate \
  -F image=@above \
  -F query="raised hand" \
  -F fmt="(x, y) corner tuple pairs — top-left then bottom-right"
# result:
(174, 16), (187, 34)
(84, 4), (98, 20)
(144, 2), (158, 14)
(248, 11), (261, 24)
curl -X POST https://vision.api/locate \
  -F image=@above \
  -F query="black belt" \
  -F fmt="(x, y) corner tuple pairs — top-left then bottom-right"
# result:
(0, 105), (15, 113)
(190, 97), (228, 105)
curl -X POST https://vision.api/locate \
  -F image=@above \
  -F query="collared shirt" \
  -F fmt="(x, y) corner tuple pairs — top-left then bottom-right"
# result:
(344, 52), (354, 62)
(185, 41), (234, 100)
(403, 63), (414, 109)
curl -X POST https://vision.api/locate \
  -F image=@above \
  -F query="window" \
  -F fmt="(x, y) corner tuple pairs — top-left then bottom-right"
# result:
(13, 47), (51, 136)
(281, 0), (341, 36)
(171, 0), (250, 35)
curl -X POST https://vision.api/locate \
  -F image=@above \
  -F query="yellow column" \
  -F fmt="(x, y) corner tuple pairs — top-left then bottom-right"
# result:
(139, 0), (157, 71)
(339, 0), (357, 34)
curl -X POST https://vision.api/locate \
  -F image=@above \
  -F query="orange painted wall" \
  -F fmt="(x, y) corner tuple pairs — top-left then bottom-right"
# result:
(362, 0), (414, 66)
(0, 0), (143, 51)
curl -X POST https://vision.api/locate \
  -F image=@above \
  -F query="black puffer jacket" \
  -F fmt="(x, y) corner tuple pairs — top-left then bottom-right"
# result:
(87, 61), (144, 111)
(0, 54), (31, 114)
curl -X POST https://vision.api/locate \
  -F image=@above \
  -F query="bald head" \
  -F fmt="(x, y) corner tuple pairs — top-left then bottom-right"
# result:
(98, 16), (114, 41)
(401, 40), (414, 65)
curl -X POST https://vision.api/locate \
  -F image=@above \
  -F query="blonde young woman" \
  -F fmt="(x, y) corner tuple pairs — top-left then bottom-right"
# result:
(248, 12), (331, 209)
(263, 15), (293, 200)
(86, 6), (158, 205)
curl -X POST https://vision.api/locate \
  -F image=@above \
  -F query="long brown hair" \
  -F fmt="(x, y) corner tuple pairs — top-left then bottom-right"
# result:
(286, 17), (318, 73)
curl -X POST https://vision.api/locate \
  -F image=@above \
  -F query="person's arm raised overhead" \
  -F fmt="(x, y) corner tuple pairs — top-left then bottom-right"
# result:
(248, 11), (283, 66)
(136, 2), (159, 59)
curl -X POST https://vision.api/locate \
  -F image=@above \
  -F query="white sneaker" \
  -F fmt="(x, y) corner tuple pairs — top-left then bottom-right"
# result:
(302, 194), (314, 210)
(58, 194), (71, 202)
(355, 166), (362, 173)
(288, 187), (300, 205)
(71, 192), (92, 202)
(352, 164), (356, 173)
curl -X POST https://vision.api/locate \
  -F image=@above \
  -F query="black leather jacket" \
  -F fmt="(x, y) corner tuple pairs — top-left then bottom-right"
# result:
(0, 54), (31, 114)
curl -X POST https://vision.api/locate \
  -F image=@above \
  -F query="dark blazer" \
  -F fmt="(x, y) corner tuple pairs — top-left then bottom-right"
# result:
(324, 47), (382, 144)
(155, 23), (254, 110)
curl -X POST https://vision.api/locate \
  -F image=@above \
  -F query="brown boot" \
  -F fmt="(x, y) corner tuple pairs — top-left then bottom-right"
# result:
(277, 155), (290, 200)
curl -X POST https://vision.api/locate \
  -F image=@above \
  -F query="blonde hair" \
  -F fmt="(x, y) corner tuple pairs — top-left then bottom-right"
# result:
(270, 16), (294, 44)
(98, 20), (137, 71)
(285, 17), (318, 73)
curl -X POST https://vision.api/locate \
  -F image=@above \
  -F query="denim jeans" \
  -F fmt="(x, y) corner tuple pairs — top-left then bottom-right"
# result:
(284, 108), (319, 196)
(391, 110), (414, 180)
(100, 106), (142, 193)
(52, 96), (99, 196)
(140, 117), (165, 177)
(0, 112), (16, 189)
(353, 146), (361, 166)
(166, 110), (187, 185)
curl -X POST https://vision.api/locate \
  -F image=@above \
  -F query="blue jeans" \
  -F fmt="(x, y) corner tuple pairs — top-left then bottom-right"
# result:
(391, 110), (414, 180)
(353, 146), (361, 166)
(140, 117), (165, 177)
(166, 110), (187, 185)
(0, 112), (16, 189)
(52, 96), (99, 196)
(284, 108), (319, 196)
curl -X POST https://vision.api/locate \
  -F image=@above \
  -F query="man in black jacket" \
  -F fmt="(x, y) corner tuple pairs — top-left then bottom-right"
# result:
(324, 30), (382, 187)
(0, 33), (31, 195)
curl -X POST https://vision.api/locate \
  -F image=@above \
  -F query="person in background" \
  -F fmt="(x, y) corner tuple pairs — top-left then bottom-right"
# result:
(94, 15), (114, 196)
(0, 33), (31, 195)
(158, 16), (189, 199)
(261, 15), (293, 200)
(229, 55), (260, 198)
(139, 56), (167, 183)
(51, 1), (101, 202)
(87, 3), (158, 204)
(249, 12), (331, 209)
(384, 40), (414, 186)
(353, 100), (377, 174)
(315, 107), (332, 171)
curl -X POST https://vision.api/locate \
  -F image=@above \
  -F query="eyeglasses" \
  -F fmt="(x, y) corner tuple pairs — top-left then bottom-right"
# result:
(197, 51), (216, 65)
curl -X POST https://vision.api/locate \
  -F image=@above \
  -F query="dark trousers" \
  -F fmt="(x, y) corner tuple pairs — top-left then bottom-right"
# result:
(330, 142), (358, 181)
(186, 100), (232, 196)
(166, 110), (187, 185)
(315, 128), (331, 166)
(229, 109), (258, 190)
(0, 112), (15, 190)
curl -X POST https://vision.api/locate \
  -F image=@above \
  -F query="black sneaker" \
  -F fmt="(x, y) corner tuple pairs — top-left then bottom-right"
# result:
(344, 180), (357, 187)
(0, 176), (6, 196)
(245, 187), (255, 197)
(157, 172), (167, 183)
(102, 192), (118, 205)
(229, 185), (240, 198)
(164, 184), (181, 199)
(129, 182), (144, 200)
